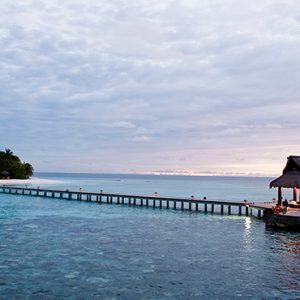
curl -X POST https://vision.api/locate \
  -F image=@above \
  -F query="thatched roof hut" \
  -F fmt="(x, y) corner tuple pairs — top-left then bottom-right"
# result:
(270, 156), (300, 205)
(0, 170), (10, 179)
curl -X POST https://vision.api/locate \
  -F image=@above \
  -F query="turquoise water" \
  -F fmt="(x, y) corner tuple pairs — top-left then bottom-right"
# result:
(34, 172), (279, 201)
(0, 173), (299, 299)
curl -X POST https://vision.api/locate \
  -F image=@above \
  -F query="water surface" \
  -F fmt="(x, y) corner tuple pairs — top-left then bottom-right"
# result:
(0, 174), (299, 299)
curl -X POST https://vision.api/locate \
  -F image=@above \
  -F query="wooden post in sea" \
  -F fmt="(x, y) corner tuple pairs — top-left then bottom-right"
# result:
(258, 210), (262, 218)
(278, 187), (282, 206)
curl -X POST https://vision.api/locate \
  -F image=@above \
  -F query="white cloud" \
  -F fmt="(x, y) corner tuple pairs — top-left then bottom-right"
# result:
(1, 0), (300, 174)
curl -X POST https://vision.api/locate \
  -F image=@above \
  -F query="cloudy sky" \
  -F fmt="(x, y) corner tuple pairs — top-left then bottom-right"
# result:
(1, 0), (300, 176)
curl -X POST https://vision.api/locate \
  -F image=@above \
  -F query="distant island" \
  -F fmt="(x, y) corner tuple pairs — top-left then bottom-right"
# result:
(0, 149), (33, 179)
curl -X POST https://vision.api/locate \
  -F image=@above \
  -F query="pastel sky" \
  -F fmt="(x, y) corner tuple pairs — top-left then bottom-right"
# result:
(1, 0), (300, 176)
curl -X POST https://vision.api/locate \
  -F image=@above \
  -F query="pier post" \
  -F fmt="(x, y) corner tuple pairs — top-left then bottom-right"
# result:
(181, 201), (184, 210)
(245, 206), (249, 216)
(221, 205), (224, 215)
(173, 201), (176, 210)
(129, 198), (131, 206)
(195, 202), (199, 211)
(133, 198), (136, 206)
(166, 201), (169, 209)
(238, 206), (242, 216)
(189, 202), (192, 211)
(140, 198), (143, 206)
(204, 203), (207, 213)
(153, 200), (156, 208)
(278, 187), (282, 206)
(258, 210), (262, 219)
(117, 197), (120, 204)
(211, 204), (214, 213)
(159, 200), (162, 209)
(228, 205), (231, 215)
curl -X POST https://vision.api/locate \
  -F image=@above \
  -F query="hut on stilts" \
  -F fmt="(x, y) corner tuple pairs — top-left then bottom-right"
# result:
(270, 156), (300, 207)
(266, 156), (300, 229)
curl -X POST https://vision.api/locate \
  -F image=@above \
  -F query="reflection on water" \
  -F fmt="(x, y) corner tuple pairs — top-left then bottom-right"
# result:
(284, 239), (300, 255)
(243, 217), (255, 255)
(244, 217), (252, 232)
(265, 230), (300, 296)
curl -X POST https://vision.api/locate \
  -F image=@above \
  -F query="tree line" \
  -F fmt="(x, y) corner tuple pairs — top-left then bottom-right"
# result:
(0, 149), (33, 179)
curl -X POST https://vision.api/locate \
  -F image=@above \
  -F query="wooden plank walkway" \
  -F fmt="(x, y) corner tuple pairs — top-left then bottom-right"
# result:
(0, 186), (266, 218)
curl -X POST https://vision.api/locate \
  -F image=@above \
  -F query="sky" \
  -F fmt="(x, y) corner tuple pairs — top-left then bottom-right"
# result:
(1, 0), (300, 176)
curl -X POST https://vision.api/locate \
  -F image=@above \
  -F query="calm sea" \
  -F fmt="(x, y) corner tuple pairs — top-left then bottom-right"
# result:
(0, 173), (299, 299)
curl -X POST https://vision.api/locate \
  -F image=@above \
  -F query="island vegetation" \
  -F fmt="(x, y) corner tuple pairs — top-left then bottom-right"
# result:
(0, 149), (33, 179)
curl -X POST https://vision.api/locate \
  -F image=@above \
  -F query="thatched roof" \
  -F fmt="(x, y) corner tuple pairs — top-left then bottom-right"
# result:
(270, 171), (300, 188)
(1, 170), (9, 176)
(270, 156), (300, 188)
(282, 156), (300, 173)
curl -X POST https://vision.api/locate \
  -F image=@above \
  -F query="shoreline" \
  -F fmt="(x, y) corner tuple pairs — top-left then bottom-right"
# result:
(0, 177), (64, 186)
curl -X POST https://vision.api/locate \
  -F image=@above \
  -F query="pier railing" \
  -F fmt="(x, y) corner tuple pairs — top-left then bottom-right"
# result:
(0, 186), (265, 218)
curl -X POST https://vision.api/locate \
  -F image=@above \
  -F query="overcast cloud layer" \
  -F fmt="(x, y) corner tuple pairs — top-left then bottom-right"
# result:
(1, 0), (300, 175)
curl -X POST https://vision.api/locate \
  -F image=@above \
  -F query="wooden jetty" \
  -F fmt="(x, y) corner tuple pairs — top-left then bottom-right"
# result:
(0, 186), (266, 218)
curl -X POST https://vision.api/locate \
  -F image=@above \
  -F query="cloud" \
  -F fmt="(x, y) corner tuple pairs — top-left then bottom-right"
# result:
(0, 0), (300, 175)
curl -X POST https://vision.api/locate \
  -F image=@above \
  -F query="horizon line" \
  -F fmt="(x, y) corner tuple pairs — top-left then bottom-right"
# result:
(34, 170), (279, 178)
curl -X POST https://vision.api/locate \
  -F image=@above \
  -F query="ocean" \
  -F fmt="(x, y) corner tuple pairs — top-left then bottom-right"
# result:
(0, 173), (299, 299)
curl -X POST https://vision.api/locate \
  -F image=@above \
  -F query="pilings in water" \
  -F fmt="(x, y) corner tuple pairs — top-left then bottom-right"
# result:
(0, 186), (265, 218)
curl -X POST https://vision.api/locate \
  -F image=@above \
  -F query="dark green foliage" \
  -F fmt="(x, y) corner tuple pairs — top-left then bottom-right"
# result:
(0, 149), (33, 179)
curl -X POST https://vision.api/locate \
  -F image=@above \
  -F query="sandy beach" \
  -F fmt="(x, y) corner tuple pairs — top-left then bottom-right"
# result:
(0, 177), (63, 186)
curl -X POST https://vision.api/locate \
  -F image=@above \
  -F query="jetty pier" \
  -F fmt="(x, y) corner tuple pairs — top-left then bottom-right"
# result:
(0, 186), (266, 218)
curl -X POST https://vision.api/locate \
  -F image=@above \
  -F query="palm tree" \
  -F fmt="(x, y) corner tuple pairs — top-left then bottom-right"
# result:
(5, 149), (13, 156)
(24, 163), (33, 177)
